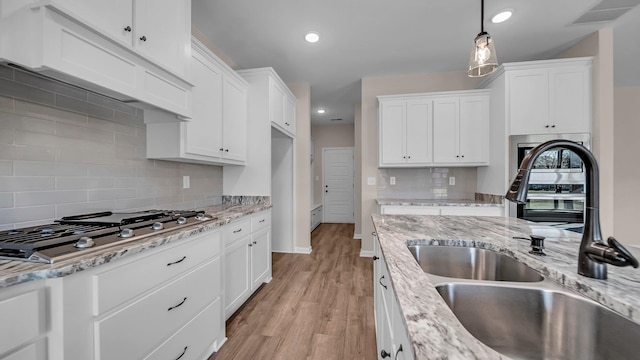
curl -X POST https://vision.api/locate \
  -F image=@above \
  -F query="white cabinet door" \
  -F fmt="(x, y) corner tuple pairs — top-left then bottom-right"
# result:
(224, 237), (251, 318)
(284, 95), (296, 134)
(508, 69), (549, 135)
(51, 0), (133, 46)
(432, 98), (460, 164)
(549, 67), (590, 133)
(134, 0), (190, 76)
(222, 75), (248, 162)
(269, 81), (285, 127)
(459, 95), (489, 164)
(405, 99), (432, 164)
(185, 51), (223, 158)
(250, 228), (271, 290)
(379, 100), (406, 165)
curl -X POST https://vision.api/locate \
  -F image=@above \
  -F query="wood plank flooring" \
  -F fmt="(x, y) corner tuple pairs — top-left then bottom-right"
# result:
(210, 223), (377, 360)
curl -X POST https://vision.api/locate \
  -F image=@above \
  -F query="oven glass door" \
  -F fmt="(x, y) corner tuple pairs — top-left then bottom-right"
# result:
(517, 146), (585, 224)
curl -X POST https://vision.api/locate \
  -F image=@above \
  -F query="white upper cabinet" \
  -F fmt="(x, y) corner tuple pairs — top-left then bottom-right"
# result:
(145, 38), (247, 165)
(48, 0), (190, 77)
(433, 94), (489, 165)
(269, 80), (296, 137)
(503, 58), (592, 135)
(378, 90), (489, 168)
(0, 0), (192, 118)
(378, 97), (433, 167)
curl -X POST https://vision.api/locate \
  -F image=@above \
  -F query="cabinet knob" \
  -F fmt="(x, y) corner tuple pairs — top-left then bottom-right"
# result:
(402, 156), (406, 159)
(219, 148), (224, 151)
(124, 25), (132, 32)
(381, 350), (391, 358)
(373, 255), (379, 260)
(461, 155), (464, 158)
(545, 125), (550, 128)
(253, 241), (257, 245)
(225, 149), (229, 152)
(407, 156), (411, 159)
(139, 35), (147, 41)
(285, 122), (290, 126)
(551, 125), (556, 128)
(248, 243), (253, 247)
(456, 155), (460, 158)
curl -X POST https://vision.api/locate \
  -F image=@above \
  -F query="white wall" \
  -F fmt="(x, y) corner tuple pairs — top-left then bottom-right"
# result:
(0, 65), (223, 229)
(614, 87), (640, 246)
(288, 83), (312, 252)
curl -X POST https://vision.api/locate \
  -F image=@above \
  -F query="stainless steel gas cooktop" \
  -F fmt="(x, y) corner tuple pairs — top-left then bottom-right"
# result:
(0, 210), (209, 264)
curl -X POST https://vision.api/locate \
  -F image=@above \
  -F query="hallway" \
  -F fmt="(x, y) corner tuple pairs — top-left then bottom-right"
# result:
(210, 223), (376, 359)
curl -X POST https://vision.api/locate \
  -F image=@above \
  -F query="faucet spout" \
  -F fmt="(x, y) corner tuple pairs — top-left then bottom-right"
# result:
(505, 139), (638, 280)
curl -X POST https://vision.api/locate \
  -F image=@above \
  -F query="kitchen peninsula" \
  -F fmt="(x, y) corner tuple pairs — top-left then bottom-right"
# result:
(372, 214), (640, 359)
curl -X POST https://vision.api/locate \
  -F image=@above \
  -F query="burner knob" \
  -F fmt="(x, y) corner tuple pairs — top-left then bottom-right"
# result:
(176, 217), (187, 225)
(195, 213), (206, 221)
(75, 236), (95, 248)
(151, 222), (164, 230)
(119, 228), (134, 238)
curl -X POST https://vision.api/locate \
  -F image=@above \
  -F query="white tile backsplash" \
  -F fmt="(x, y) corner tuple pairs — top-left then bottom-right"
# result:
(0, 65), (223, 227)
(378, 167), (478, 200)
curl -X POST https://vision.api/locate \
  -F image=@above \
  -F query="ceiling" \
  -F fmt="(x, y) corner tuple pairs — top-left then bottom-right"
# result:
(192, 0), (640, 126)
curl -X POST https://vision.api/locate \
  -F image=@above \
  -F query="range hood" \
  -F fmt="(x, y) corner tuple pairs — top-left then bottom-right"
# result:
(0, 2), (193, 121)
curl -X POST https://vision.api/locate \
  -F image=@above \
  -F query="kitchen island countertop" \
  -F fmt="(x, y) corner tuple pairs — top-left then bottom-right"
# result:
(372, 214), (640, 359)
(0, 203), (271, 288)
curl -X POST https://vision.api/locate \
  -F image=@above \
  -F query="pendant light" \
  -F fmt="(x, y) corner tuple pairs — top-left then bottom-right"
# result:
(468, 0), (499, 77)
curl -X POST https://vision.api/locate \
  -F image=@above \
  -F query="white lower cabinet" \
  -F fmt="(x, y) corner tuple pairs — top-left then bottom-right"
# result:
(373, 235), (414, 360)
(0, 280), (54, 360)
(379, 205), (503, 216)
(310, 204), (322, 231)
(224, 210), (272, 320)
(61, 229), (224, 360)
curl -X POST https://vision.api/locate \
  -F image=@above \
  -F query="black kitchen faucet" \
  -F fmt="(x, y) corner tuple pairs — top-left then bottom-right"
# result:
(506, 139), (638, 279)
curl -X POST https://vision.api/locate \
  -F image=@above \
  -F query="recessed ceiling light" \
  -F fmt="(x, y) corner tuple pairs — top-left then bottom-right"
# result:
(305, 32), (320, 43)
(491, 10), (513, 23)
(317, 109), (325, 114)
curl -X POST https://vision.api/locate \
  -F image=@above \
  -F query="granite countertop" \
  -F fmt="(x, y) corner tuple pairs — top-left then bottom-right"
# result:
(372, 214), (640, 359)
(376, 198), (504, 207)
(0, 203), (271, 289)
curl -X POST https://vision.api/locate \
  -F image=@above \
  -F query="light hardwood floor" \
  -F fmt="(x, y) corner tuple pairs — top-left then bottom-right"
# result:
(210, 223), (377, 360)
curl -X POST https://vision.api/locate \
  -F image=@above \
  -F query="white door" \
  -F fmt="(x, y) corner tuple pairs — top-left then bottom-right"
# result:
(323, 148), (354, 223)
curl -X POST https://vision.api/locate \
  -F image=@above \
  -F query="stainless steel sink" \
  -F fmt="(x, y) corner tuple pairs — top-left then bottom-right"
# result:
(436, 283), (640, 360)
(407, 245), (543, 282)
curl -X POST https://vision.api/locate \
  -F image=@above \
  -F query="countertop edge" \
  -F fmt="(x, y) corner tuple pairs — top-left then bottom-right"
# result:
(0, 204), (272, 288)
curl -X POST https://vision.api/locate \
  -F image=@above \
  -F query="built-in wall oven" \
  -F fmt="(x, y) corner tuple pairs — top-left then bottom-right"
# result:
(509, 133), (591, 233)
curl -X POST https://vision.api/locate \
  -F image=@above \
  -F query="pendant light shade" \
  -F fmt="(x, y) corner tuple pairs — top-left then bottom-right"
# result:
(468, 0), (499, 77)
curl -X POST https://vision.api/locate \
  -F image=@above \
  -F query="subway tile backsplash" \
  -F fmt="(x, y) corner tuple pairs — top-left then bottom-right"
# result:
(378, 167), (477, 200)
(0, 65), (223, 228)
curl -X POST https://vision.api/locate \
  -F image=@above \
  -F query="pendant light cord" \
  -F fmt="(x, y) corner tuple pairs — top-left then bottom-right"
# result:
(480, 0), (485, 33)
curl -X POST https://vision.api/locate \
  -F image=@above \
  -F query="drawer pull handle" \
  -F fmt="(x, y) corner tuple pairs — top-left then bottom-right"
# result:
(379, 275), (387, 289)
(167, 256), (186, 266)
(175, 346), (188, 360)
(168, 297), (187, 311)
(259, 219), (265, 223)
(233, 229), (242, 233)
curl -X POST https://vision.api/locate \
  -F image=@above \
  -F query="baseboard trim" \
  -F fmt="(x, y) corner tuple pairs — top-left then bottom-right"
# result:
(295, 246), (313, 254)
(353, 232), (362, 239)
(360, 249), (375, 257)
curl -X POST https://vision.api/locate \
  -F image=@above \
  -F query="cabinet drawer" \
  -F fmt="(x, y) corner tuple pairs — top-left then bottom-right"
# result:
(251, 211), (271, 233)
(0, 286), (46, 356)
(144, 298), (222, 360)
(223, 218), (251, 246)
(93, 230), (221, 316)
(439, 206), (503, 216)
(95, 257), (221, 360)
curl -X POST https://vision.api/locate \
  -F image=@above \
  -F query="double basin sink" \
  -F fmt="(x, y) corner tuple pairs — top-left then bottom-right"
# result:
(407, 245), (640, 360)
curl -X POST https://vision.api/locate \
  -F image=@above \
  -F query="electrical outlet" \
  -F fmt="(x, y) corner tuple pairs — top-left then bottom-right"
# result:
(390, 177), (396, 185)
(183, 175), (190, 189)
(367, 177), (376, 186)
(449, 176), (455, 186)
